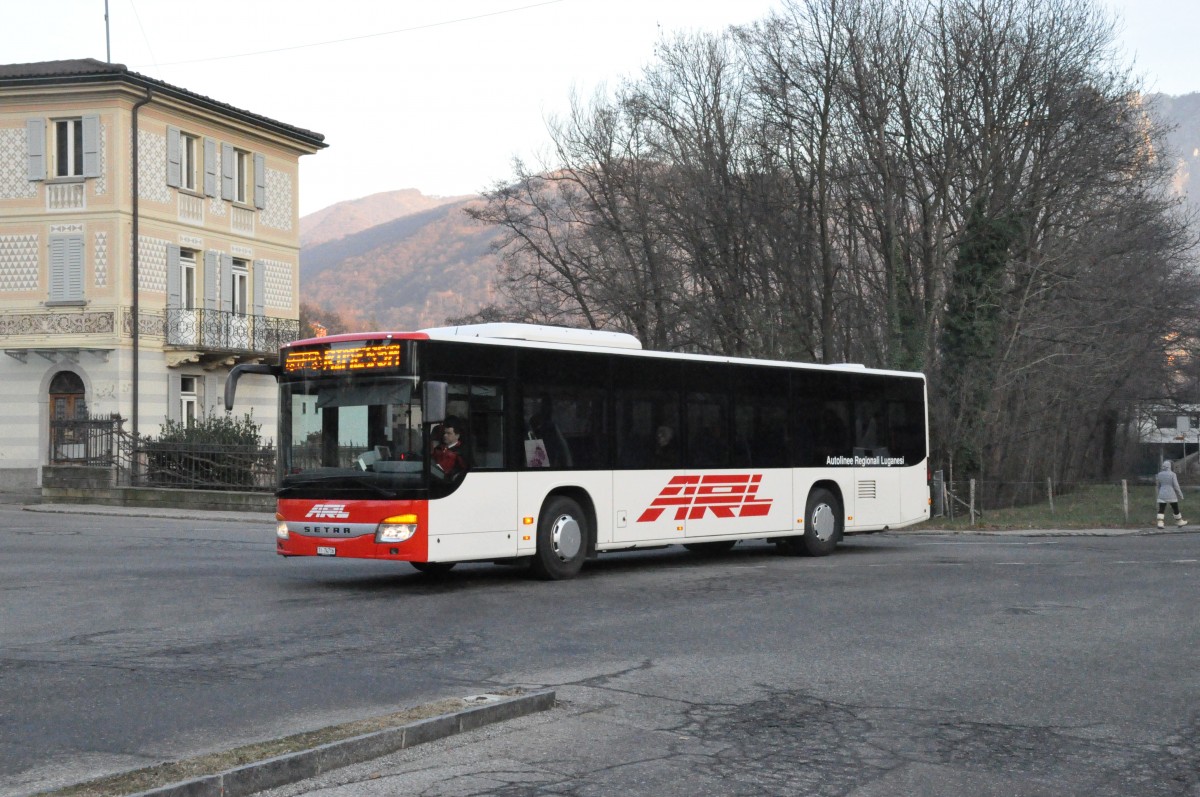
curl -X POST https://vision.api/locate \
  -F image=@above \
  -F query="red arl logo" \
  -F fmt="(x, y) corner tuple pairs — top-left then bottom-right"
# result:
(637, 474), (772, 522)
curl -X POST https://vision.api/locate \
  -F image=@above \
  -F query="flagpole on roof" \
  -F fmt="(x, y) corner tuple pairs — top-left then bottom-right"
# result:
(105, 0), (111, 62)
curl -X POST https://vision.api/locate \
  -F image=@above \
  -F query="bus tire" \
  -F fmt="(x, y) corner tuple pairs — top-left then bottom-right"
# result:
(683, 540), (736, 555)
(530, 496), (588, 580)
(780, 487), (842, 557)
(411, 561), (456, 575)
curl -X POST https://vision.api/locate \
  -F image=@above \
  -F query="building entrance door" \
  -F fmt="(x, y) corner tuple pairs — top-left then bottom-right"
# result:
(48, 371), (88, 462)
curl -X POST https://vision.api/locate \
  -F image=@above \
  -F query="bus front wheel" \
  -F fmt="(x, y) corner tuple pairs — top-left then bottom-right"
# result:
(530, 496), (588, 580)
(780, 488), (842, 557)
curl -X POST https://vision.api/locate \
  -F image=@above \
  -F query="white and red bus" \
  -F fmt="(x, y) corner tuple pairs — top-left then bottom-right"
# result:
(226, 323), (930, 579)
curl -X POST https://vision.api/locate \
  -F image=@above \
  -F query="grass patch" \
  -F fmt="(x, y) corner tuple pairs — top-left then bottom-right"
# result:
(37, 692), (523, 797)
(915, 482), (1161, 530)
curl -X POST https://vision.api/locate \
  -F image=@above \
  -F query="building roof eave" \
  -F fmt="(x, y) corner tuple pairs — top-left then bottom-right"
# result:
(0, 58), (327, 151)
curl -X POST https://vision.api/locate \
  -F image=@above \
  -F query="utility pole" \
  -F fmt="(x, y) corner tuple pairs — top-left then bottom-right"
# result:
(105, 0), (111, 62)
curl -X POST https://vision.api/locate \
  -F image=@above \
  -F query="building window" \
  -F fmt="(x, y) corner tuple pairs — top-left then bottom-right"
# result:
(180, 376), (198, 429)
(231, 259), (249, 316)
(234, 149), (250, 204)
(181, 133), (199, 191)
(53, 118), (83, 178)
(180, 249), (197, 310)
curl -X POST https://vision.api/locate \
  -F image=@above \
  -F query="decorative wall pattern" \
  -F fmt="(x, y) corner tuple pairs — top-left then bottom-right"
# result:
(0, 234), (39, 292)
(0, 128), (37, 200)
(260, 258), (294, 310)
(260, 168), (292, 231)
(122, 308), (165, 337)
(0, 310), (114, 335)
(138, 235), (167, 293)
(137, 130), (170, 204)
(94, 124), (107, 196)
(94, 231), (108, 287)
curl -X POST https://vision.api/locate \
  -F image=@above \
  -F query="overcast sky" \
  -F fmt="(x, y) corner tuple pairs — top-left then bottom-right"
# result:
(2, 0), (1196, 215)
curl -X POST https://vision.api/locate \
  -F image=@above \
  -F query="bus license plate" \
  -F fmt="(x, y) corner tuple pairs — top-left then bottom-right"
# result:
(316, 546), (336, 556)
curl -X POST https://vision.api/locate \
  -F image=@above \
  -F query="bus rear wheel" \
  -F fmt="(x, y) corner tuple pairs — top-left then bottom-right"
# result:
(530, 496), (588, 580)
(779, 488), (842, 557)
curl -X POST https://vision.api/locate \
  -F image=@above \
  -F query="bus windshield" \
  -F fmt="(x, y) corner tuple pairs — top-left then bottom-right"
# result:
(278, 374), (430, 500)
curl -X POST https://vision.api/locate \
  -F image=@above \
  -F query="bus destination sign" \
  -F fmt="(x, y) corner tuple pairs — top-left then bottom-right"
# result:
(283, 342), (402, 373)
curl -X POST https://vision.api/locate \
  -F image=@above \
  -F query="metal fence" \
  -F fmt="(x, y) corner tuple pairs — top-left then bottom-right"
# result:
(931, 473), (1166, 526)
(127, 441), (277, 491)
(49, 415), (278, 492)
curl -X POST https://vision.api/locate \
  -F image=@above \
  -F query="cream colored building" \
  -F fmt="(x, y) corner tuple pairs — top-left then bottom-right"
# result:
(0, 59), (325, 488)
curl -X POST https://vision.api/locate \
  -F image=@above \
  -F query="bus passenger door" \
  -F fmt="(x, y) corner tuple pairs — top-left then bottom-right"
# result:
(426, 379), (519, 561)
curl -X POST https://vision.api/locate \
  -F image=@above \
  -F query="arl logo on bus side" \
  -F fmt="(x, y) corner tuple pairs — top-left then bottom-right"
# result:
(305, 503), (351, 519)
(638, 474), (772, 522)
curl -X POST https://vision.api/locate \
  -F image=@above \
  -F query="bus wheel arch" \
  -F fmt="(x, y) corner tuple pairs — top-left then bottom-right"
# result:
(779, 481), (843, 557)
(529, 489), (594, 580)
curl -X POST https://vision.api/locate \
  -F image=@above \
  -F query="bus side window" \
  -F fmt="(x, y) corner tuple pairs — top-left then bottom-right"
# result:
(470, 381), (505, 469)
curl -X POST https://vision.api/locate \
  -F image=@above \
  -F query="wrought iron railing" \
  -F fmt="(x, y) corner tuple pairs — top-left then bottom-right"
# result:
(49, 414), (123, 466)
(164, 308), (299, 354)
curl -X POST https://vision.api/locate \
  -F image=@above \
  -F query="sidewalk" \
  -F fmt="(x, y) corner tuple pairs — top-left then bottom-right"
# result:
(904, 523), (1198, 537)
(14, 498), (273, 525)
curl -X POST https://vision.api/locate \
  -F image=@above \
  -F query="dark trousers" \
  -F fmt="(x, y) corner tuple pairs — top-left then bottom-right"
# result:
(1157, 502), (1180, 514)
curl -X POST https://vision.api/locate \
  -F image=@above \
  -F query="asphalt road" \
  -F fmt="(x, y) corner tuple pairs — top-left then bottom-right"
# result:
(2, 505), (1198, 796)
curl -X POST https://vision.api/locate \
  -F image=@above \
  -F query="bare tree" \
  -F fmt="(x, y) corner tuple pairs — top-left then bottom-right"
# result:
(467, 0), (1200, 485)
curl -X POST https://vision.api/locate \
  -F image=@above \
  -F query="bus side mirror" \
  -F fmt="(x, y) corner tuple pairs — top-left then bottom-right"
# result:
(224, 363), (279, 410)
(423, 381), (447, 425)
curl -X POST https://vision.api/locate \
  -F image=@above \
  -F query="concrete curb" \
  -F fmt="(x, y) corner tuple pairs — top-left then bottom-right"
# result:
(21, 503), (272, 524)
(125, 690), (556, 797)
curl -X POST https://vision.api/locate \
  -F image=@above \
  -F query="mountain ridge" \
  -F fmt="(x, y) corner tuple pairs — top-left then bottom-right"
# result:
(298, 92), (1200, 334)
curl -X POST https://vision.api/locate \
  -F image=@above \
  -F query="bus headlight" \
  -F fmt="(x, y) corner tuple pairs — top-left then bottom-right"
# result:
(276, 522), (290, 539)
(376, 514), (419, 543)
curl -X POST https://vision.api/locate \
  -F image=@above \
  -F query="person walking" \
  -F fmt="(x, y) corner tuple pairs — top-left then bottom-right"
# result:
(1155, 459), (1187, 528)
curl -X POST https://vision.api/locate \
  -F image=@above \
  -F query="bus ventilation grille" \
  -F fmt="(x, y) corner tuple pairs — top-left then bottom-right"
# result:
(857, 481), (877, 499)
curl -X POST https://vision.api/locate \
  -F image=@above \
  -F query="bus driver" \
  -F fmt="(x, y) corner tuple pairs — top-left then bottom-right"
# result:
(431, 420), (469, 477)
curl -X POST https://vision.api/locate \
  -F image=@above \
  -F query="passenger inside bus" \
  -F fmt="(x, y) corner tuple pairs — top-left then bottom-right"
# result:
(651, 425), (677, 468)
(528, 395), (573, 468)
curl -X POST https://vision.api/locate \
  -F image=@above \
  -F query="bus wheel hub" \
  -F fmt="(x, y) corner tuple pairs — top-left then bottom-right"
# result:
(551, 515), (582, 561)
(811, 505), (836, 541)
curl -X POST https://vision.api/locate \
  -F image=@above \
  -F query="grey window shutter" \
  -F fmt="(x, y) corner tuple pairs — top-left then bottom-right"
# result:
(65, 236), (84, 299)
(166, 126), (181, 188)
(167, 373), (181, 423)
(166, 244), (181, 310)
(203, 251), (219, 311)
(48, 235), (84, 301)
(49, 237), (67, 301)
(27, 119), (45, 181)
(221, 254), (234, 314)
(253, 153), (266, 209)
(204, 139), (217, 197)
(252, 260), (265, 317)
(82, 115), (100, 178)
(204, 374), (218, 414)
(221, 143), (234, 200)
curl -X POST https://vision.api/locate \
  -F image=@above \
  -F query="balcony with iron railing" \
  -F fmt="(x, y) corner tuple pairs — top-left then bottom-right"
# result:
(165, 307), (299, 355)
